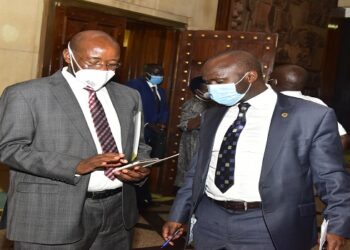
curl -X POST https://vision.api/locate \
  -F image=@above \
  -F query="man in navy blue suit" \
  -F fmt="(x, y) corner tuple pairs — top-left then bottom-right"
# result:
(127, 63), (169, 208)
(127, 64), (169, 158)
(162, 50), (350, 250)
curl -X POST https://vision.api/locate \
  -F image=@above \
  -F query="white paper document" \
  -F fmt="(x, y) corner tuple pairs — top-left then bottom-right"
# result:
(112, 153), (179, 172)
(131, 111), (141, 161)
(188, 215), (197, 244)
(319, 219), (328, 250)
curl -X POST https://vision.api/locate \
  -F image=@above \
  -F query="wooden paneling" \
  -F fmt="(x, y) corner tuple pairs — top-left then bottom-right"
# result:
(121, 22), (179, 192)
(159, 30), (278, 195)
(0, 164), (9, 193)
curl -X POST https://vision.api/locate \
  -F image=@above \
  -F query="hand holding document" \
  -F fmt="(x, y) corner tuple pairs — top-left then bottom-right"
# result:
(112, 153), (179, 173)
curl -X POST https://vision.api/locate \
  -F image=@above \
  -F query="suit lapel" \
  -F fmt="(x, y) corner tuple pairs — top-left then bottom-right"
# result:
(106, 84), (129, 151)
(200, 106), (228, 181)
(49, 72), (96, 153)
(260, 94), (295, 180)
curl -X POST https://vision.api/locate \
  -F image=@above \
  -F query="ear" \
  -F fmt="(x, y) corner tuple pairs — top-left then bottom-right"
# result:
(246, 71), (258, 83)
(62, 49), (71, 65)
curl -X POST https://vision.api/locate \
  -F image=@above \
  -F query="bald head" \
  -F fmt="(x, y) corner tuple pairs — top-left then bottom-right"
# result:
(270, 64), (308, 92)
(204, 50), (263, 79)
(63, 30), (121, 74)
(69, 30), (119, 53)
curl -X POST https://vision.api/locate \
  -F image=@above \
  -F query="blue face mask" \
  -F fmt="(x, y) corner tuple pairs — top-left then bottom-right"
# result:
(147, 73), (164, 85)
(207, 72), (251, 106)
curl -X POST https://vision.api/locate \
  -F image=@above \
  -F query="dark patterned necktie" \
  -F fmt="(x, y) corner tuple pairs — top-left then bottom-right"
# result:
(85, 87), (118, 180)
(215, 102), (250, 193)
(151, 86), (160, 112)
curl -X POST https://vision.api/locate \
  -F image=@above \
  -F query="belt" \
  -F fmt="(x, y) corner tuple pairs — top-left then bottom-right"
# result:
(86, 188), (122, 200)
(208, 196), (261, 211)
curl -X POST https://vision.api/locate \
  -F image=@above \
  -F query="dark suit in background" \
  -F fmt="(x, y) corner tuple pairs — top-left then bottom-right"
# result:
(127, 77), (169, 157)
(127, 64), (169, 209)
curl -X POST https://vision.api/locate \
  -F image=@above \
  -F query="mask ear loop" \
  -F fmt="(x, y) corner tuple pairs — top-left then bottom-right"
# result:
(234, 72), (250, 86)
(67, 42), (83, 74)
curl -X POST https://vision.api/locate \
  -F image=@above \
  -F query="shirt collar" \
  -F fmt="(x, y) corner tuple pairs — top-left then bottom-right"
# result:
(146, 80), (157, 89)
(281, 91), (302, 98)
(244, 84), (277, 109)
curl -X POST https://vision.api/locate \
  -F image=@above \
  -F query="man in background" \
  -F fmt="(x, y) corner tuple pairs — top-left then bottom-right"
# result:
(127, 63), (169, 208)
(175, 76), (211, 188)
(0, 30), (151, 249)
(270, 64), (348, 149)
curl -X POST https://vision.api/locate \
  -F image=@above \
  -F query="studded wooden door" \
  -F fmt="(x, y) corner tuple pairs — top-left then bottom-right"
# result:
(159, 30), (278, 195)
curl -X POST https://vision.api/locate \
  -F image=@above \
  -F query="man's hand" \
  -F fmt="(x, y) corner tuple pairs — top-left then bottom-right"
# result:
(76, 153), (127, 175)
(162, 221), (184, 246)
(148, 123), (166, 133)
(187, 116), (201, 130)
(113, 165), (150, 182)
(325, 233), (347, 250)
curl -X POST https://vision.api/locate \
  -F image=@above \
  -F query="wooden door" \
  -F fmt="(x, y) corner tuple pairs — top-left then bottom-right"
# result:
(121, 21), (179, 192)
(160, 30), (278, 195)
(42, 5), (126, 78)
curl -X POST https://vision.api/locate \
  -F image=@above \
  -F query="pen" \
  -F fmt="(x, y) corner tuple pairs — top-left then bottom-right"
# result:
(160, 228), (181, 249)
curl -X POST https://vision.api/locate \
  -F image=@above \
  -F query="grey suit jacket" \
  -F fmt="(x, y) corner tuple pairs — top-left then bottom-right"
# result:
(169, 93), (350, 250)
(0, 71), (151, 244)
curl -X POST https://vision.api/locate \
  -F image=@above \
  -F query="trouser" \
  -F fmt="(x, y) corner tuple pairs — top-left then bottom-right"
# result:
(15, 191), (131, 250)
(192, 195), (275, 250)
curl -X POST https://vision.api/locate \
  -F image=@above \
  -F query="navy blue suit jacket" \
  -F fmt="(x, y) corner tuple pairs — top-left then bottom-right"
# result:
(168, 93), (350, 250)
(127, 77), (169, 125)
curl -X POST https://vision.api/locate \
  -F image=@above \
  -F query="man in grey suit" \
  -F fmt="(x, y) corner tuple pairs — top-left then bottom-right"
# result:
(162, 50), (350, 250)
(0, 30), (151, 249)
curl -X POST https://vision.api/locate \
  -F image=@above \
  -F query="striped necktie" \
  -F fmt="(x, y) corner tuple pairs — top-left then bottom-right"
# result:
(214, 102), (250, 193)
(85, 87), (118, 180)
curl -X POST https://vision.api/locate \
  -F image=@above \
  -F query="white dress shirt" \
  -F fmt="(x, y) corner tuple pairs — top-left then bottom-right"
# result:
(62, 67), (123, 191)
(205, 86), (277, 202)
(281, 91), (346, 136)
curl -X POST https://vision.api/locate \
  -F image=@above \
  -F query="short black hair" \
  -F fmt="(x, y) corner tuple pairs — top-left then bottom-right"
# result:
(189, 76), (205, 93)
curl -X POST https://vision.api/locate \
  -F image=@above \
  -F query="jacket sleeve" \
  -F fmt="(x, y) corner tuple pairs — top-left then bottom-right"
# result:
(167, 148), (198, 224)
(311, 109), (350, 238)
(0, 86), (82, 185)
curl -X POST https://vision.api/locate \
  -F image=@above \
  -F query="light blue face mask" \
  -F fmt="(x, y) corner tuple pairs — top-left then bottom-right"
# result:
(147, 73), (164, 85)
(207, 72), (251, 106)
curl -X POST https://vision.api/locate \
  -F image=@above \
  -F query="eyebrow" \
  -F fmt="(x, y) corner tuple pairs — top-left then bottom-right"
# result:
(87, 57), (119, 62)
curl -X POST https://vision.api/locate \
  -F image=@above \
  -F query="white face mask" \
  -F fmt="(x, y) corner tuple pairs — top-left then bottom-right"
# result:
(67, 43), (115, 91)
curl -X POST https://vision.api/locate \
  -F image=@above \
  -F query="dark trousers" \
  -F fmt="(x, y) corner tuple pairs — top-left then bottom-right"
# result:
(15, 192), (131, 250)
(136, 126), (167, 209)
(192, 195), (275, 250)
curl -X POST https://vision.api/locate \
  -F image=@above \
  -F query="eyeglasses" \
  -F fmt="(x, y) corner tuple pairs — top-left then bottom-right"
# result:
(268, 78), (277, 85)
(74, 53), (122, 71)
(83, 60), (122, 71)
